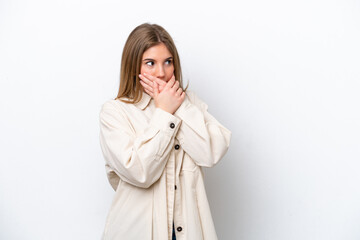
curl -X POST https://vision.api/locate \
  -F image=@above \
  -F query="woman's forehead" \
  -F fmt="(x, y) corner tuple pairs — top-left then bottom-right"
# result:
(142, 43), (172, 59)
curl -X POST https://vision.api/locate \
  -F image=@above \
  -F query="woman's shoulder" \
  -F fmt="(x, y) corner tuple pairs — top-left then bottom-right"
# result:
(101, 99), (121, 110)
(99, 99), (135, 127)
(185, 90), (209, 111)
(101, 97), (132, 109)
(100, 98), (131, 118)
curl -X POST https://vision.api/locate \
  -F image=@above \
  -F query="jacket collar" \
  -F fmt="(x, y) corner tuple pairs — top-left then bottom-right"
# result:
(134, 91), (152, 110)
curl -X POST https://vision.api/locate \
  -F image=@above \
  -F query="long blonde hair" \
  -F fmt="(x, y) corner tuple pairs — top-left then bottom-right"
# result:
(115, 23), (189, 103)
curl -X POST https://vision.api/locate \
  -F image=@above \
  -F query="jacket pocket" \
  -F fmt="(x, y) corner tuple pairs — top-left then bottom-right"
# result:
(181, 154), (197, 172)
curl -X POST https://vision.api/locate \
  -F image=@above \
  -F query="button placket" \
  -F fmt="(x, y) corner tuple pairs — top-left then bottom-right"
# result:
(166, 148), (176, 238)
(173, 138), (184, 238)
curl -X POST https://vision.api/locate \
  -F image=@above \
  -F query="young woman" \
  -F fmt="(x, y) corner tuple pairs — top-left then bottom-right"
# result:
(99, 23), (231, 240)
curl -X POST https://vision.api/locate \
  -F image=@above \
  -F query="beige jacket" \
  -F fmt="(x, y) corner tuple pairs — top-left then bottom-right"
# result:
(99, 90), (231, 240)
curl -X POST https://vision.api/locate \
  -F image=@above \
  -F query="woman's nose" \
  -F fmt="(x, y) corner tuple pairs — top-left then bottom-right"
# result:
(156, 66), (165, 79)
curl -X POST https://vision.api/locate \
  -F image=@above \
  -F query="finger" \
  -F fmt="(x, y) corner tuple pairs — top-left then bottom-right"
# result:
(144, 87), (154, 96)
(139, 74), (155, 89)
(141, 73), (166, 92)
(176, 87), (183, 96)
(153, 77), (167, 88)
(165, 76), (175, 90)
(153, 81), (159, 97)
(143, 88), (154, 98)
(180, 91), (186, 100)
(173, 80), (180, 90)
(140, 79), (153, 91)
(172, 81), (180, 94)
(143, 73), (165, 86)
(168, 75), (176, 88)
(140, 80), (154, 95)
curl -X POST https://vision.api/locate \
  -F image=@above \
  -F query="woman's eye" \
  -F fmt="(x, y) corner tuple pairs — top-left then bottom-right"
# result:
(165, 60), (172, 65)
(146, 61), (154, 66)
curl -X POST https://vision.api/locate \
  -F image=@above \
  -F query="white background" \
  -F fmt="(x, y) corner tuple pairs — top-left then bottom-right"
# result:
(1, 0), (360, 239)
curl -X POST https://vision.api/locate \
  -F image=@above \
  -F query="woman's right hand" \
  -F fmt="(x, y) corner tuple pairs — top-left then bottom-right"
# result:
(151, 75), (185, 115)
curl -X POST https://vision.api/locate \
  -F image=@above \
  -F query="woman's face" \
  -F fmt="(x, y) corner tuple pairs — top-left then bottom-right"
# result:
(140, 42), (174, 82)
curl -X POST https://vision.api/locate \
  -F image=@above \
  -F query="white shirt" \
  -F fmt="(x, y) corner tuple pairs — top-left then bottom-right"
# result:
(99, 89), (231, 240)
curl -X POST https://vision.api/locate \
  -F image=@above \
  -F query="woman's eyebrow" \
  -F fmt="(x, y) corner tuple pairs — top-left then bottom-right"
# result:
(142, 57), (173, 62)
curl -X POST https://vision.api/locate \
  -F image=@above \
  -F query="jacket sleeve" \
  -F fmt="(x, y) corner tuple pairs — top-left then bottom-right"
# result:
(173, 91), (231, 168)
(99, 101), (182, 189)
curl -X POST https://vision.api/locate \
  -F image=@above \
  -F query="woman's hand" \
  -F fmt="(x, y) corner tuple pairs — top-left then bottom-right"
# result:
(139, 73), (185, 114)
(139, 72), (167, 94)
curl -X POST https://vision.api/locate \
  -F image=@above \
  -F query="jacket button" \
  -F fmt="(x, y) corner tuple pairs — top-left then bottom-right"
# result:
(177, 226), (183, 232)
(174, 185), (177, 190)
(170, 122), (175, 128)
(174, 144), (180, 150)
